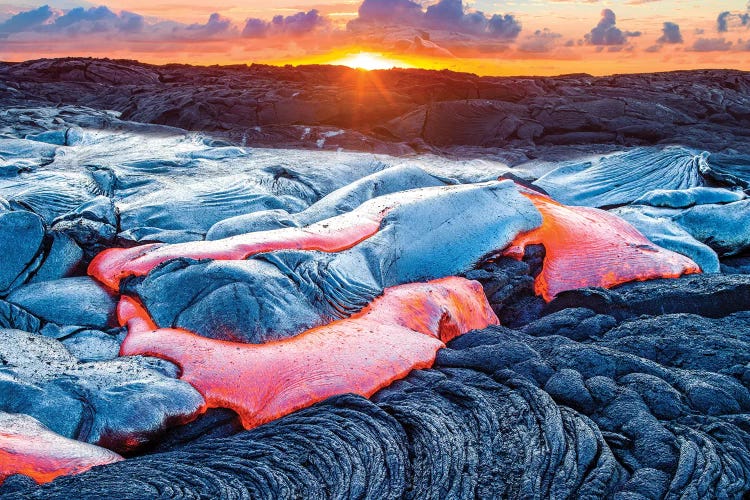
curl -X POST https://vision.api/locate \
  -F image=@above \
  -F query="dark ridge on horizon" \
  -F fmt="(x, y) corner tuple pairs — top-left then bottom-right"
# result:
(2, 56), (749, 81)
(2, 56), (750, 161)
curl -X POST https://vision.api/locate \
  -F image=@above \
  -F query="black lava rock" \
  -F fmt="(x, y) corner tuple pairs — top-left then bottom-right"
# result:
(546, 273), (750, 320)
(12, 311), (750, 498)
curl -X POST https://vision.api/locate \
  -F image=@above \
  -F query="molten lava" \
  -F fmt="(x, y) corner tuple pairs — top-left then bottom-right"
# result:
(0, 413), (123, 485)
(505, 191), (701, 301)
(89, 210), (384, 291)
(119, 277), (498, 429)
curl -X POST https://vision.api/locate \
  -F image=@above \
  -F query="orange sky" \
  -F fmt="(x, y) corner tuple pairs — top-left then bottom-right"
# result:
(1, 1), (750, 75)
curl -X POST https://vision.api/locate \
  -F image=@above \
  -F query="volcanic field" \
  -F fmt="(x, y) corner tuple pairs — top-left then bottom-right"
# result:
(1, 58), (750, 498)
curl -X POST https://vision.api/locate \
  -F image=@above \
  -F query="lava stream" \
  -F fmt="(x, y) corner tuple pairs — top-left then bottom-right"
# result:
(118, 277), (498, 429)
(505, 190), (701, 301)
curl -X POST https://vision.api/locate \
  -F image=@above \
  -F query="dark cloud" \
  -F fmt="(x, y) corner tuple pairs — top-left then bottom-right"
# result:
(54, 6), (116, 28)
(273, 10), (327, 35)
(45, 6), (145, 34)
(657, 22), (682, 44)
(690, 37), (733, 52)
(0, 5), (54, 34)
(717, 10), (750, 32)
(718, 11), (731, 32)
(0, 5), (146, 36)
(357, 0), (423, 24)
(518, 29), (562, 53)
(241, 18), (268, 38)
(487, 14), (522, 40)
(424, 0), (463, 27)
(585, 9), (639, 46)
(118, 12), (145, 33)
(184, 13), (233, 37)
(0, 6), (236, 41)
(350, 0), (521, 41)
(242, 9), (326, 38)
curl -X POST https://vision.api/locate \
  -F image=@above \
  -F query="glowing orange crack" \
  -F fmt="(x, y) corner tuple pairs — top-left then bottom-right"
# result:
(0, 414), (123, 486)
(118, 277), (498, 430)
(504, 190), (701, 301)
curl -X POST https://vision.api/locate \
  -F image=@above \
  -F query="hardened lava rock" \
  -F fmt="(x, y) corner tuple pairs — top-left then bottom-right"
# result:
(546, 273), (750, 320)
(9, 309), (750, 498)
(0, 329), (204, 454)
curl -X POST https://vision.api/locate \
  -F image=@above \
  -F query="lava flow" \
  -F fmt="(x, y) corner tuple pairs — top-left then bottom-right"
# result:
(504, 190), (701, 301)
(88, 185), (482, 291)
(88, 208), (384, 291)
(0, 413), (123, 485)
(118, 277), (498, 430)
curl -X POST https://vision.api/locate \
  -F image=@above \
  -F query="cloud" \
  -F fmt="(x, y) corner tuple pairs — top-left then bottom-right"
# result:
(241, 18), (268, 38)
(487, 14), (522, 40)
(0, 6), (242, 41)
(585, 9), (640, 46)
(0, 5), (149, 37)
(717, 10), (750, 33)
(0, 5), (54, 34)
(276, 10), (327, 36)
(182, 13), (234, 38)
(424, 0), (464, 27)
(718, 11), (731, 32)
(131, 11), (237, 41)
(518, 29), (562, 53)
(349, 0), (521, 41)
(242, 10), (327, 38)
(3, 0), (734, 70)
(690, 37), (733, 52)
(54, 6), (116, 28)
(657, 22), (682, 44)
(0, 4), (151, 38)
(357, 0), (423, 24)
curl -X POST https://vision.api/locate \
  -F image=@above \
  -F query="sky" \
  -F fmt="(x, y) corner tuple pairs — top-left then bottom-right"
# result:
(1, 0), (750, 75)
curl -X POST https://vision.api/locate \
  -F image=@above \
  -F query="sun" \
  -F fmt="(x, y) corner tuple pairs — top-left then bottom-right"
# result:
(332, 52), (412, 71)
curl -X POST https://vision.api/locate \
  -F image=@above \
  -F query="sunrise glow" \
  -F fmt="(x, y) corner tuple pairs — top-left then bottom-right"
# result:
(1, 1), (750, 75)
(331, 52), (412, 71)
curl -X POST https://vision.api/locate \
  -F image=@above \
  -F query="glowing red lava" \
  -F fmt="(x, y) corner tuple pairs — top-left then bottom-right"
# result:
(89, 212), (384, 290)
(504, 191), (701, 301)
(0, 414), (123, 485)
(118, 277), (498, 429)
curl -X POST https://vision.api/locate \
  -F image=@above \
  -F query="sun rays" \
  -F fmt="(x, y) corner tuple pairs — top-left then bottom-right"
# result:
(331, 52), (412, 71)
